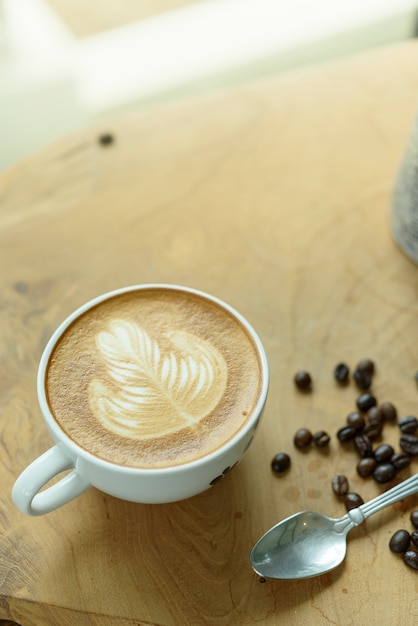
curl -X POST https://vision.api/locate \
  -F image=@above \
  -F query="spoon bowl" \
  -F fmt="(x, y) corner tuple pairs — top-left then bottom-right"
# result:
(250, 473), (418, 580)
(251, 511), (348, 580)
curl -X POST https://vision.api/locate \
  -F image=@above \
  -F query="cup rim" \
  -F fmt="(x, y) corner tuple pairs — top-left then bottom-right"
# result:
(37, 283), (269, 475)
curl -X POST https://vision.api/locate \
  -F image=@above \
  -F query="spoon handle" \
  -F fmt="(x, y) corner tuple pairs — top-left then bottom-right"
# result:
(359, 473), (418, 521)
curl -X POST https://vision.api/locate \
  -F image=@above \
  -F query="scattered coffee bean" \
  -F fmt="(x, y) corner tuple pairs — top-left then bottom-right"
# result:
(354, 434), (373, 458)
(259, 577), (266, 583)
(398, 415), (418, 435)
(334, 362), (350, 384)
(293, 371), (312, 390)
(373, 443), (395, 463)
(271, 453), (291, 473)
(312, 430), (331, 447)
(356, 358), (375, 376)
(332, 474), (349, 496)
(399, 434), (418, 456)
(346, 411), (366, 431)
(404, 550), (418, 570)
(356, 457), (377, 478)
(411, 511), (418, 529)
(356, 392), (377, 412)
(353, 368), (372, 390)
(286, 356), (418, 576)
(337, 425), (357, 443)
(363, 422), (383, 441)
(293, 428), (313, 448)
(344, 492), (364, 511)
(389, 529), (411, 553)
(389, 529), (411, 554)
(373, 463), (397, 484)
(367, 406), (384, 425)
(391, 452), (411, 471)
(380, 401), (397, 422)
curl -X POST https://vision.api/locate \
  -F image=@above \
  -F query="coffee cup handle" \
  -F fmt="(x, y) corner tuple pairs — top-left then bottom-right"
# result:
(12, 444), (91, 516)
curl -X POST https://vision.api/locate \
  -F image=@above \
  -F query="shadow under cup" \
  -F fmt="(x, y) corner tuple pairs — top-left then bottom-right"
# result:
(12, 284), (269, 515)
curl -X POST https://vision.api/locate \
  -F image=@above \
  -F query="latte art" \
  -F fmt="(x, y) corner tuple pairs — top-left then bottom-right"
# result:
(45, 287), (263, 468)
(89, 320), (228, 439)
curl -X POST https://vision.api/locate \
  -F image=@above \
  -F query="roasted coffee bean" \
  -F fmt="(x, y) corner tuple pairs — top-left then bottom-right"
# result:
(344, 492), (364, 511)
(356, 393), (377, 412)
(356, 457), (377, 478)
(354, 434), (373, 458)
(411, 531), (418, 548)
(313, 430), (331, 447)
(373, 463), (397, 484)
(404, 550), (418, 570)
(363, 422), (383, 441)
(356, 358), (375, 376)
(373, 443), (395, 463)
(353, 368), (372, 390)
(367, 406), (384, 425)
(271, 453), (291, 473)
(415, 371), (418, 384)
(293, 371), (312, 390)
(337, 425), (357, 443)
(389, 529), (411, 553)
(391, 452), (411, 470)
(400, 434), (418, 456)
(293, 428), (313, 448)
(411, 511), (418, 529)
(398, 415), (418, 435)
(334, 362), (350, 383)
(380, 401), (397, 422)
(346, 411), (366, 431)
(332, 474), (349, 496)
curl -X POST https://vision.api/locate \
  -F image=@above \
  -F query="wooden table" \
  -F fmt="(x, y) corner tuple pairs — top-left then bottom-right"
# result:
(1, 40), (418, 626)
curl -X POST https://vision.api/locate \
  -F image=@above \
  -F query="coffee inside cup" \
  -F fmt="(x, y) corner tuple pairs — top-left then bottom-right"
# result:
(45, 287), (264, 468)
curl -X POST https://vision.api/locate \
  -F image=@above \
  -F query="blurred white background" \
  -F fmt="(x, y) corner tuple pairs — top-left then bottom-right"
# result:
(1, 0), (418, 170)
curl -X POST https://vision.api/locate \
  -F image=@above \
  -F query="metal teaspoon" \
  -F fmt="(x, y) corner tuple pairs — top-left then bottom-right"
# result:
(250, 473), (418, 580)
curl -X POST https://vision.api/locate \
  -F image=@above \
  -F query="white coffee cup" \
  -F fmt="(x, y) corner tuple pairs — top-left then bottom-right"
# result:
(12, 285), (269, 516)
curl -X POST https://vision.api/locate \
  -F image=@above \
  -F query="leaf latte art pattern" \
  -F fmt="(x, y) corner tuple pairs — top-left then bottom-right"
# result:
(88, 320), (228, 439)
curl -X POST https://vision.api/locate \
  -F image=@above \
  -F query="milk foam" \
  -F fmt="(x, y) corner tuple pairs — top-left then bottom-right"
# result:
(45, 288), (262, 468)
(88, 320), (228, 439)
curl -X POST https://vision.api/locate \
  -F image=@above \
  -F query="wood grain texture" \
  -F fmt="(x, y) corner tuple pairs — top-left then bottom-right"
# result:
(1, 41), (418, 625)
